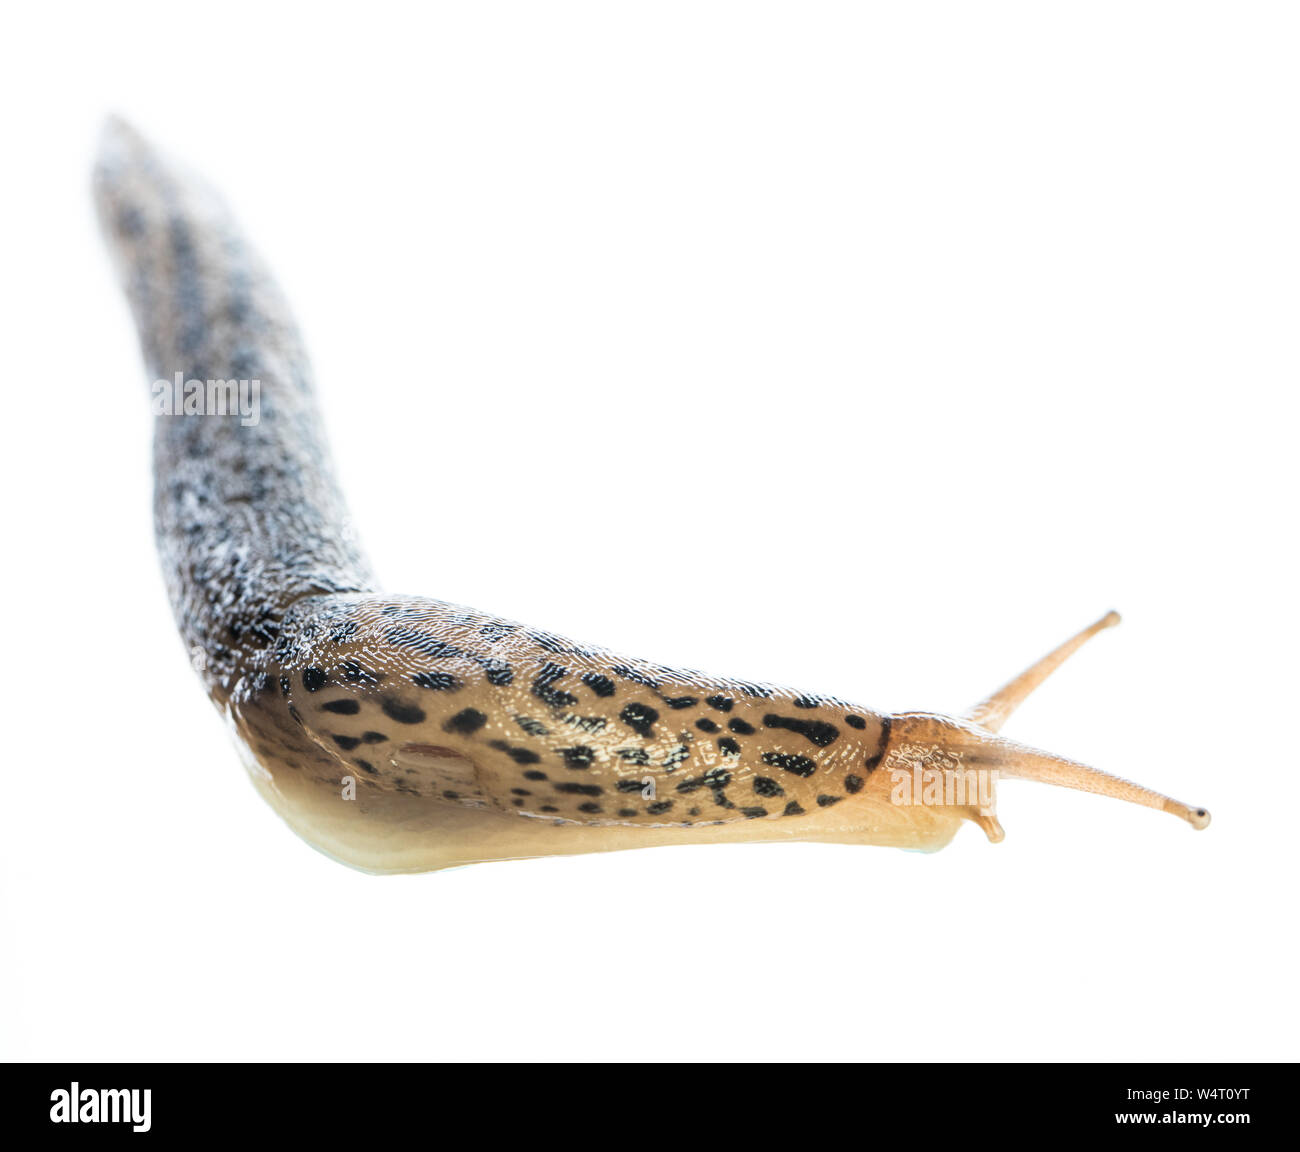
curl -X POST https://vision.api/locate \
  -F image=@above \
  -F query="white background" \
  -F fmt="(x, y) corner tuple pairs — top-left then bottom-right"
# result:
(1, 2), (1296, 1062)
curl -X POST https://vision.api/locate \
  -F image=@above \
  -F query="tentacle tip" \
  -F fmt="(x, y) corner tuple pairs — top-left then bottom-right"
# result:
(1162, 798), (1210, 830)
(1101, 609), (1122, 629)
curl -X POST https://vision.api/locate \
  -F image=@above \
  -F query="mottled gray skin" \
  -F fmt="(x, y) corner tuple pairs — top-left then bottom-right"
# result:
(94, 119), (375, 704)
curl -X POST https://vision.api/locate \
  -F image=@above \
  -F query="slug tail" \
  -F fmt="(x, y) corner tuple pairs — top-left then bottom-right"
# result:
(93, 117), (376, 702)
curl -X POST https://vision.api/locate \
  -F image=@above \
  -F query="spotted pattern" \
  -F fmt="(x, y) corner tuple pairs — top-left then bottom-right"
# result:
(278, 612), (887, 829)
(761, 751), (817, 777)
(762, 714), (839, 748)
(101, 121), (896, 853)
(619, 702), (659, 738)
(443, 708), (486, 734)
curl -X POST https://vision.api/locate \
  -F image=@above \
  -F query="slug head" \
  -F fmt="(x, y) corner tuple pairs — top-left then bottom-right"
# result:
(875, 625), (1211, 843)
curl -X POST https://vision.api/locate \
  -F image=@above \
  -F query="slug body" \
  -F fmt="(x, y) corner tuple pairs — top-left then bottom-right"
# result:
(94, 120), (1209, 874)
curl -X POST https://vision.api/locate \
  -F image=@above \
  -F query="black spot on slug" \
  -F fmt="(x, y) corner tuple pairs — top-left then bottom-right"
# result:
(741, 806), (768, 819)
(817, 794), (843, 808)
(676, 769), (731, 794)
(620, 702), (659, 738)
(728, 718), (755, 735)
(515, 715), (550, 737)
(753, 776), (784, 798)
(443, 708), (487, 735)
(412, 671), (460, 691)
(555, 782), (603, 797)
(523, 770), (549, 781)
(581, 672), (616, 698)
(695, 718), (720, 733)
(320, 699), (360, 715)
(560, 745), (596, 770)
(864, 716), (892, 773)
(762, 751), (817, 778)
(705, 695), (734, 712)
(783, 801), (806, 816)
(844, 774), (865, 794)
(532, 663), (577, 709)
(661, 744), (690, 771)
(340, 660), (380, 685)
(482, 660), (514, 687)
(845, 714), (867, 730)
(663, 696), (697, 710)
(332, 735), (361, 751)
(302, 667), (327, 692)
(382, 698), (426, 725)
(647, 800), (674, 816)
(488, 740), (541, 765)
(762, 714), (839, 747)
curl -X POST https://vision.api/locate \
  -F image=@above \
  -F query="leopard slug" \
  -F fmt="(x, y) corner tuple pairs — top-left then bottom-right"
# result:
(93, 118), (1209, 874)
